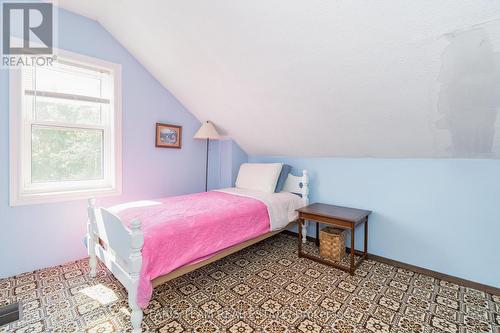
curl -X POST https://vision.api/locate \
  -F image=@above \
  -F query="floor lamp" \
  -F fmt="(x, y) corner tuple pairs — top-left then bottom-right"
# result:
(194, 121), (221, 191)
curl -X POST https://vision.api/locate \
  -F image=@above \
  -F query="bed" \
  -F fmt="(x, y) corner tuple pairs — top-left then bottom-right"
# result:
(86, 166), (309, 333)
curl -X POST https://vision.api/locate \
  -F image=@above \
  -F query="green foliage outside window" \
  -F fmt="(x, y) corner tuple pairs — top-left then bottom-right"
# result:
(32, 126), (103, 183)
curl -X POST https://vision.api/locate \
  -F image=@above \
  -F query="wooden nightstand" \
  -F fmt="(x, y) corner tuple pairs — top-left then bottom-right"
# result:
(296, 203), (371, 275)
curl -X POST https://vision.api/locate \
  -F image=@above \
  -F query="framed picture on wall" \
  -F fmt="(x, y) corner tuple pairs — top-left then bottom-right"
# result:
(155, 123), (182, 149)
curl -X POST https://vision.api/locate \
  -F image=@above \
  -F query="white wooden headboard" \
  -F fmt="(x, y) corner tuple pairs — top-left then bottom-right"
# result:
(282, 169), (309, 206)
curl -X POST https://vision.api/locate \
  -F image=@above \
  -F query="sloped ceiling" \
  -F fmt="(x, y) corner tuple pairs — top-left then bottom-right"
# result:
(58, 0), (500, 158)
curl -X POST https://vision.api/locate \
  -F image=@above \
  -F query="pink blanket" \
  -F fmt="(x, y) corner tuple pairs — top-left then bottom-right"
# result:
(114, 191), (270, 308)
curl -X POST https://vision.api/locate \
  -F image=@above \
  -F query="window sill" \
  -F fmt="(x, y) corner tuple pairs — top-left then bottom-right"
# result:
(9, 187), (122, 207)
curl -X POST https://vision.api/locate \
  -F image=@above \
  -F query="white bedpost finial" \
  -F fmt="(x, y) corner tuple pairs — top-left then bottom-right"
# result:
(130, 219), (142, 231)
(301, 170), (309, 243)
(129, 218), (144, 333)
(87, 198), (98, 277)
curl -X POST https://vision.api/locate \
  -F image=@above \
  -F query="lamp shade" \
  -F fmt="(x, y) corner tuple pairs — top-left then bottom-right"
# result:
(194, 121), (221, 140)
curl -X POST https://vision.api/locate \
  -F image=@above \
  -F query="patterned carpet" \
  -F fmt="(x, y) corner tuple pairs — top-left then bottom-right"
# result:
(1, 233), (499, 333)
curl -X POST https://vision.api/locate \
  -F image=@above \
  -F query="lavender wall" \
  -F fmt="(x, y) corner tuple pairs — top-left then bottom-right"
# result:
(0, 8), (209, 277)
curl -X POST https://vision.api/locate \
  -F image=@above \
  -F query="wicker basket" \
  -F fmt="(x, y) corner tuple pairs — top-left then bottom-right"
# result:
(319, 227), (346, 261)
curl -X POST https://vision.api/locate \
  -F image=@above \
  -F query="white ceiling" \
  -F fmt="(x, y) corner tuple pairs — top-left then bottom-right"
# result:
(57, 0), (500, 158)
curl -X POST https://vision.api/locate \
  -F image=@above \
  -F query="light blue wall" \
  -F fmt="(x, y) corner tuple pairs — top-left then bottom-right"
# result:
(0, 7), (209, 277)
(250, 156), (500, 288)
(208, 140), (248, 190)
(231, 141), (249, 186)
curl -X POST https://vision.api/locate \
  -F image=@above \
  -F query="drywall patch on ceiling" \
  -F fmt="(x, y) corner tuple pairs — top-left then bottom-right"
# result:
(56, 0), (500, 158)
(437, 22), (500, 158)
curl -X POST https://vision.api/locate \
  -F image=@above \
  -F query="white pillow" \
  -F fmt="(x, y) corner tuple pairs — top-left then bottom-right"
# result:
(235, 163), (283, 193)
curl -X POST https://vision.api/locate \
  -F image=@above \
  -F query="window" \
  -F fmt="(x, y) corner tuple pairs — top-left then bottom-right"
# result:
(10, 50), (122, 206)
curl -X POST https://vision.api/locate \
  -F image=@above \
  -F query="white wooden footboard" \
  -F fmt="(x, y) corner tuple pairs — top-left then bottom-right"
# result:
(87, 198), (144, 333)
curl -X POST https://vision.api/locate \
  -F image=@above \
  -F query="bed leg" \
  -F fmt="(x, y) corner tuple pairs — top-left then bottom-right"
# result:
(88, 232), (97, 278)
(87, 198), (98, 278)
(129, 219), (144, 332)
(129, 293), (143, 333)
(300, 169), (309, 244)
(302, 220), (308, 243)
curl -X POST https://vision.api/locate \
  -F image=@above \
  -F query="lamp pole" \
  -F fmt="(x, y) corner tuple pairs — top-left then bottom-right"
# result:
(194, 121), (220, 192)
(205, 138), (209, 191)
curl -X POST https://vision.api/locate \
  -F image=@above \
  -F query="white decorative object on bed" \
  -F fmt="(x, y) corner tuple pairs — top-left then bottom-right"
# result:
(86, 167), (309, 333)
(235, 162), (283, 193)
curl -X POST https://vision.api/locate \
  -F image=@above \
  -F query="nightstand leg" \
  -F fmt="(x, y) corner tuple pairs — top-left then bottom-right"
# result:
(364, 218), (368, 257)
(350, 223), (355, 275)
(315, 222), (320, 246)
(298, 218), (303, 257)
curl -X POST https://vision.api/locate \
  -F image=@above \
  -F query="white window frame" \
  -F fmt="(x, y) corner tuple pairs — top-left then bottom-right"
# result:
(9, 48), (122, 206)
